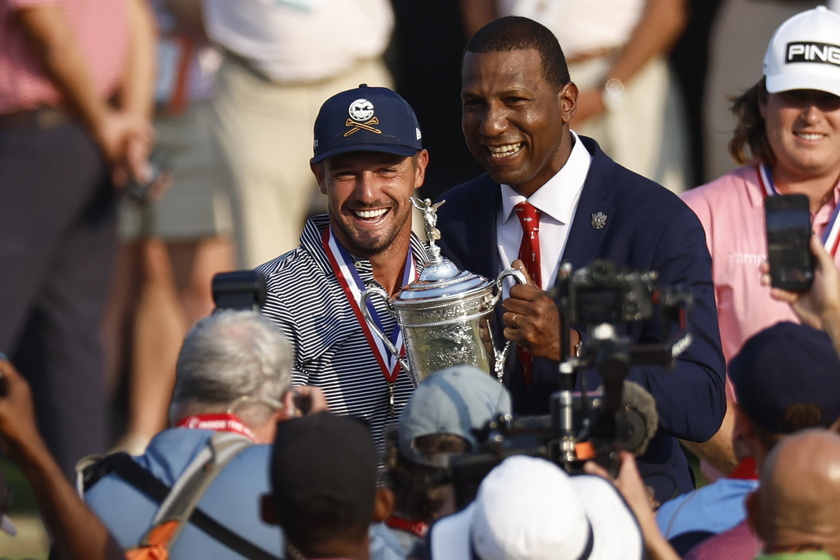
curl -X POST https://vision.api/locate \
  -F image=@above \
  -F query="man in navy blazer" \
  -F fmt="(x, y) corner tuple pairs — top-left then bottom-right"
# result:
(434, 16), (725, 504)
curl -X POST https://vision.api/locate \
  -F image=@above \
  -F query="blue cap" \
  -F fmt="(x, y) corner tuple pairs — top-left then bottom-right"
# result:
(397, 364), (512, 467)
(312, 84), (422, 164)
(730, 321), (840, 434)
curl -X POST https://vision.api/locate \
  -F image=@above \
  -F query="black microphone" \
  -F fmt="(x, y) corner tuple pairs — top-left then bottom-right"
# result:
(614, 380), (658, 456)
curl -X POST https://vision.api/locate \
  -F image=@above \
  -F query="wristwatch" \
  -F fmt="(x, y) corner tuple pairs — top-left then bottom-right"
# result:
(602, 78), (625, 111)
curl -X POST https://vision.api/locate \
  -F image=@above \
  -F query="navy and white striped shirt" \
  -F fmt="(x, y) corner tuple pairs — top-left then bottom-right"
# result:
(257, 215), (428, 453)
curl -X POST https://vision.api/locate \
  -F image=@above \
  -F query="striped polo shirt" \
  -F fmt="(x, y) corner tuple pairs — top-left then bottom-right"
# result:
(258, 215), (428, 454)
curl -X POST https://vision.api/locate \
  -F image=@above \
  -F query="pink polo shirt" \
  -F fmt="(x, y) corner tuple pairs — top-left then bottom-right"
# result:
(0, 0), (129, 113)
(682, 165), (840, 400)
(683, 518), (757, 560)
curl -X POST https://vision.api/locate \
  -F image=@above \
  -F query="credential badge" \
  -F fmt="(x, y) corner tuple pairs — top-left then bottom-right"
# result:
(345, 98), (381, 137)
(591, 212), (607, 230)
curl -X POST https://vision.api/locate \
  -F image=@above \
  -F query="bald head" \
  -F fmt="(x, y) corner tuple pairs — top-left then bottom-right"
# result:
(753, 429), (840, 555)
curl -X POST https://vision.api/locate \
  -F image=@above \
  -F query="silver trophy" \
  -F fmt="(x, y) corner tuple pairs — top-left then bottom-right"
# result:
(361, 197), (525, 386)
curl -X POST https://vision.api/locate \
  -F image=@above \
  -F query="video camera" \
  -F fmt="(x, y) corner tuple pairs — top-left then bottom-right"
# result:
(449, 259), (693, 508)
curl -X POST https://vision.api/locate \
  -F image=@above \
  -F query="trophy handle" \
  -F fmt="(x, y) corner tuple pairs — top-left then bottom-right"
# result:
(492, 267), (528, 381)
(360, 286), (412, 375)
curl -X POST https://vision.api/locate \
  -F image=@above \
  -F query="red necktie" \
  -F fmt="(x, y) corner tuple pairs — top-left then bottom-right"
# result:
(514, 201), (542, 287)
(513, 201), (541, 387)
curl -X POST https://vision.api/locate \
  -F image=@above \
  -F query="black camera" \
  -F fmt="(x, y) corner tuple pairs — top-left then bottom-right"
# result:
(211, 270), (267, 312)
(568, 260), (657, 326)
(448, 259), (692, 507)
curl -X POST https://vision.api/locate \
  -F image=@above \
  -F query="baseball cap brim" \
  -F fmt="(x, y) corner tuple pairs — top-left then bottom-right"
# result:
(766, 72), (840, 98)
(311, 143), (420, 164)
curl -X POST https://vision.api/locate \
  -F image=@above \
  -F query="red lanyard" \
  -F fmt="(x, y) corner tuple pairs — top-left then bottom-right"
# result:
(386, 515), (429, 538)
(175, 413), (257, 442)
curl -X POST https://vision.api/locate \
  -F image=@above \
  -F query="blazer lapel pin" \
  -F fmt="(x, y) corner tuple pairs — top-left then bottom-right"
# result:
(591, 212), (607, 230)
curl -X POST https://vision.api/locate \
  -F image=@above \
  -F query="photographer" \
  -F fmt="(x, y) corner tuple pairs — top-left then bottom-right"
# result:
(82, 310), (331, 559)
(383, 364), (512, 556)
(430, 455), (644, 560)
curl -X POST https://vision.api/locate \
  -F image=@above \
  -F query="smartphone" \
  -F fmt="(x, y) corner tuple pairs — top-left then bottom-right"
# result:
(764, 194), (815, 291)
(124, 147), (171, 204)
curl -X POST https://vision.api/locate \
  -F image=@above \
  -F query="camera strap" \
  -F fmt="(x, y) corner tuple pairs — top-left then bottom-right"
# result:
(80, 437), (278, 560)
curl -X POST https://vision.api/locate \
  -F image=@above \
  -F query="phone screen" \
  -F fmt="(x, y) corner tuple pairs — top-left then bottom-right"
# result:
(764, 194), (815, 291)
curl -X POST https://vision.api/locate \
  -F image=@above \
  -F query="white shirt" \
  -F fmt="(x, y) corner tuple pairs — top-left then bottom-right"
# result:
(498, 0), (644, 57)
(203, 0), (393, 83)
(497, 131), (592, 294)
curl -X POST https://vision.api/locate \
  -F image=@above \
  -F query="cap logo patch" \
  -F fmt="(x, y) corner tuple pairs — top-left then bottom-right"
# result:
(786, 42), (840, 67)
(345, 98), (381, 137)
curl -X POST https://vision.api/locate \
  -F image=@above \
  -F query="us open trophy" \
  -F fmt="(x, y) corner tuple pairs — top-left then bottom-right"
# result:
(361, 197), (525, 386)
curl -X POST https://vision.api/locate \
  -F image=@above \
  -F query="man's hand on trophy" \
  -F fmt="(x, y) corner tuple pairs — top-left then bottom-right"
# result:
(502, 260), (563, 361)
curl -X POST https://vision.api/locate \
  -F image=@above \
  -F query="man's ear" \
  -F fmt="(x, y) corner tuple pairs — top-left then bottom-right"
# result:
(311, 160), (327, 194)
(261, 494), (280, 526)
(413, 149), (430, 189)
(732, 403), (758, 459)
(559, 81), (579, 124)
(372, 487), (395, 523)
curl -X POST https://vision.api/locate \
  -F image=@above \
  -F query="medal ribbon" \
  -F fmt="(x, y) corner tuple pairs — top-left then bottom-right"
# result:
(322, 227), (416, 383)
(175, 413), (257, 442)
(386, 516), (429, 538)
(757, 164), (840, 256)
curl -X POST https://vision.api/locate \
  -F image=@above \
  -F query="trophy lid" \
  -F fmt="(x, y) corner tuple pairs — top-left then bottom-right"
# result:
(395, 259), (494, 301)
(396, 198), (496, 303)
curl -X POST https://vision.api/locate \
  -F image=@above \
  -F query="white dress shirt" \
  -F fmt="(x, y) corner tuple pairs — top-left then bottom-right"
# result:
(497, 131), (592, 294)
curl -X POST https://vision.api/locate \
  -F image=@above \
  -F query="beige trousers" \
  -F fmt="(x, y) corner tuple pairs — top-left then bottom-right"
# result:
(571, 54), (690, 194)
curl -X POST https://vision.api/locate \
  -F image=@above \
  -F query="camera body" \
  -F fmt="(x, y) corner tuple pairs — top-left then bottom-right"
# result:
(568, 260), (657, 326)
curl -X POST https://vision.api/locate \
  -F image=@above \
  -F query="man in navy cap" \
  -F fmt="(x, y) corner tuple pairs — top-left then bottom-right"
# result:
(383, 364), (513, 555)
(655, 321), (840, 558)
(257, 85), (429, 455)
(262, 413), (395, 560)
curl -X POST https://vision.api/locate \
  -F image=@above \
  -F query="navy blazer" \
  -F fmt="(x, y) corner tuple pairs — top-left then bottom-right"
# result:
(435, 136), (726, 503)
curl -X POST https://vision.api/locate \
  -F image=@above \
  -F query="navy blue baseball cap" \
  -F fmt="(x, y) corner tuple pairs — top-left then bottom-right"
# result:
(730, 321), (840, 434)
(312, 84), (423, 164)
(270, 412), (377, 525)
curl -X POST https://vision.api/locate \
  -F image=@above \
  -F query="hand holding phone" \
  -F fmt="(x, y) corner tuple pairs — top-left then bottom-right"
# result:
(765, 194), (815, 291)
(124, 147), (172, 204)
